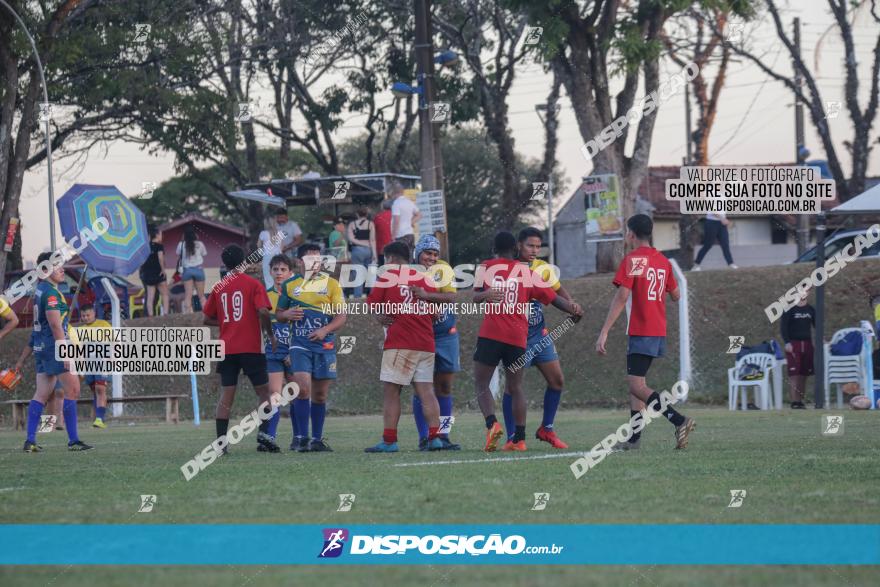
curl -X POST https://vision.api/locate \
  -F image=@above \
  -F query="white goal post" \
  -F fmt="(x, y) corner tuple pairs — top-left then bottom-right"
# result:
(669, 259), (692, 401)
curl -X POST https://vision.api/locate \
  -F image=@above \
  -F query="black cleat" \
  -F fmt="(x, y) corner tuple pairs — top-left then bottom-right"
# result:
(439, 437), (461, 451)
(23, 441), (43, 453)
(418, 438), (429, 452)
(308, 438), (333, 452)
(294, 437), (310, 453)
(67, 440), (93, 451)
(257, 432), (281, 453)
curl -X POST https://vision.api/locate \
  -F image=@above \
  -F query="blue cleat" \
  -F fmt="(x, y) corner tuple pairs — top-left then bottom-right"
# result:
(364, 441), (399, 453)
(426, 437), (444, 451)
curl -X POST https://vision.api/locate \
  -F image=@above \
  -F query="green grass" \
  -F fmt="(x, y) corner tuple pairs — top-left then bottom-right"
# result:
(1, 408), (879, 585)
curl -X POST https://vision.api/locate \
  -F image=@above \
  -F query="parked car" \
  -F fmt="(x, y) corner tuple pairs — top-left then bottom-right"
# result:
(3, 264), (145, 328)
(792, 228), (880, 264)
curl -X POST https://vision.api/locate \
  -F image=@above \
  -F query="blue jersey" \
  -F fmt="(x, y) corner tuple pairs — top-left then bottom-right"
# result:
(265, 287), (291, 361)
(32, 281), (69, 355)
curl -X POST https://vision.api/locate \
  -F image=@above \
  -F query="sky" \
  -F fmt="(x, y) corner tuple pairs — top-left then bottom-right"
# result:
(16, 0), (880, 263)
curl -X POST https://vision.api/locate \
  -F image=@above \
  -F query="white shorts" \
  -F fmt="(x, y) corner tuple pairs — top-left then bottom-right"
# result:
(380, 349), (435, 386)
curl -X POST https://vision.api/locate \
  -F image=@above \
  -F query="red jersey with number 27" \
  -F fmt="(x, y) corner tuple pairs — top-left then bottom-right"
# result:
(613, 246), (677, 337)
(203, 273), (272, 354)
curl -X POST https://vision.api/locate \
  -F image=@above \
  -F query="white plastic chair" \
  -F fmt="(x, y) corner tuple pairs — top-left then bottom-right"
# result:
(824, 328), (865, 409)
(728, 353), (777, 410)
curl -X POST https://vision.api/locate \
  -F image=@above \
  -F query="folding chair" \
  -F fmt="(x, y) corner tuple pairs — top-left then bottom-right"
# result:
(728, 353), (777, 410)
(824, 328), (865, 409)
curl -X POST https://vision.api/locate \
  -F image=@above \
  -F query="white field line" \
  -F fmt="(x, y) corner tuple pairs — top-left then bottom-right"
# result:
(392, 451), (585, 467)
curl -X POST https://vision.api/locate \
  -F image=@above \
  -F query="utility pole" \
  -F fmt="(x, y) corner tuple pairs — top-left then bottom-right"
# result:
(684, 84), (693, 165)
(414, 0), (449, 258)
(794, 17), (809, 256)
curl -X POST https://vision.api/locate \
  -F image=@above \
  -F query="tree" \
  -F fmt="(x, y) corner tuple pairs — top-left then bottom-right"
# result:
(724, 0), (880, 200)
(338, 126), (565, 265)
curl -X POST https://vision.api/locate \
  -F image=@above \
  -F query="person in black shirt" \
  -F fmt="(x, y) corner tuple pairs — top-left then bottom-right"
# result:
(781, 293), (816, 409)
(139, 224), (170, 316)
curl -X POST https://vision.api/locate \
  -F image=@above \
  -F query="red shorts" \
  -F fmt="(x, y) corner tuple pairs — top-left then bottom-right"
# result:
(786, 340), (814, 376)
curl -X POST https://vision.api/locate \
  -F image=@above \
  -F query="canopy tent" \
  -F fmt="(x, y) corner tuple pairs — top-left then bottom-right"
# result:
(827, 181), (880, 215)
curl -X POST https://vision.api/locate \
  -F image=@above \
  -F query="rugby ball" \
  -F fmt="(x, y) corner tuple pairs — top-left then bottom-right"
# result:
(849, 395), (871, 410)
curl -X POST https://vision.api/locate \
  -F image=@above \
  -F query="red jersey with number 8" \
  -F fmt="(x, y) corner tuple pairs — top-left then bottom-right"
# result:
(613, 246), (677, 337)
(203, 273), (272, 354)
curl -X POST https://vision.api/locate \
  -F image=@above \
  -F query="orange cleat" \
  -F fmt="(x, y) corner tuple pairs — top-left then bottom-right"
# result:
(501, 440), (527, 452)
(483, 421), (504, 452)
(535, 426), (569, 449)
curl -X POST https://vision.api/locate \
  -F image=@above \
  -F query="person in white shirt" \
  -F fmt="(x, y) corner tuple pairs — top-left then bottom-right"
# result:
(176, 224), (208, 312)
(389, 181), (421, 249)
(258, 214), (285, 289)
(692, 212), (737, 271)
(275, 210), (303, 256)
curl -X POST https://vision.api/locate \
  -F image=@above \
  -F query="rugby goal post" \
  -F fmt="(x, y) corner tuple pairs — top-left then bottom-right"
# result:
(100, 277), (124, 417)
(668, 259), (692, 401)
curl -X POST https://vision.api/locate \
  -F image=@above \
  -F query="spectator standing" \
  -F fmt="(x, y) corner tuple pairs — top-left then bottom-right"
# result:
(328, 217), (350, 261)
(258, 214), (284, 289)
(347, 207), (376, 298)
(374, 199), (393, 265)
(692, 212), (737, 271)
(275, 209), (304, 256)
(140, 224), (170, 316)
(781, 293), (815, 409)
(390, 181), (421, 249)
(176, 224), (208, 313)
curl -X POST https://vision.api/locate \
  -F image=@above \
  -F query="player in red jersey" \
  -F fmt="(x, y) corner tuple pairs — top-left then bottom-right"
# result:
(472, 232), (583, 452)
(364, 241), (444, 452)
(203, 244), (281, 454)
(595, 214), (695, 450)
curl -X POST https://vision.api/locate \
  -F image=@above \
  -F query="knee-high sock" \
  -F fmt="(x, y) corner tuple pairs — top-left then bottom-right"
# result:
(646, 392), (686, 427)
(95, 405), (107, 420)
(437, 395), (453, 439)
(412, 395), (429, 441)
(541, 387), (562, 429)
(310, 402), (326, 440)
(293, 398), (310, 439)
(267, 409), (281, 438)
(502, 393), (515, 440)
(26, 400), (45, 444)
(62, 399), (79, 443)
(289, 404), (298, 437)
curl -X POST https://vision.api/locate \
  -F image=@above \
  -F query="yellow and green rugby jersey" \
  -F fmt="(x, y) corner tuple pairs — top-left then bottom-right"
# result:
(276, 272), (345, 353)
(265, 286), (292, 360)
(425, 260), (457, 336)
(0, 296), (13, 320)
(527, 259), (562, 336)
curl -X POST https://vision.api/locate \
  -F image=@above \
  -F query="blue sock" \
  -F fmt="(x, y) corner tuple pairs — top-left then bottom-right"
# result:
(294, 398), (310, 440)
(26, 400), (45, 444)
(412, 395), (429, 441)
(310, 402), (326, 440)
(63, 399), (79, 443)
(267, 409), (280, 438)
(92, 394), (97, 411)
(437, 395), (453, 439)
(289, 404), (298, 437)
(96, 406), (107, 420)
(542, 387), (563, 429)
(502, 393), (515, 440)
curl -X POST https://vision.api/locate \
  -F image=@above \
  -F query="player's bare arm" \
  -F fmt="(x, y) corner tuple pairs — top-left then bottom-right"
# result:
(550, 296), (583, 318)
(14, 341), (32, 372)
(0, 309), (19, 340)
(308, 311), (347, 341)
(276, 306), (305, 323)
(473, 289), (503, 303)
(258, 307), (278, 353)
(596, 286), (631, 355)
(556, 284), (574, 303)
(669, 287), (681, 302)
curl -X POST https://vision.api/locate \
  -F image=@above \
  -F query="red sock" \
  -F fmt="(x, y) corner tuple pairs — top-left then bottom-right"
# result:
(383, 428), (398, 444)
(428, 426), (439, 440)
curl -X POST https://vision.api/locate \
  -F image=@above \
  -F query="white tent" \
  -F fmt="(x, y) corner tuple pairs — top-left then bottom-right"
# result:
(829, 181), (880, 214)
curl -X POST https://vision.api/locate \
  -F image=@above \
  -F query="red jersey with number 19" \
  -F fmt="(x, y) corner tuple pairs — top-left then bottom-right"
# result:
(613, 246), (677, 337)
(203, 273), (272, 354)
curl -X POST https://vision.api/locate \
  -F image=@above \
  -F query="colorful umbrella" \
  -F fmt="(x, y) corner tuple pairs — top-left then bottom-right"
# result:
(56, 184), (150, 275)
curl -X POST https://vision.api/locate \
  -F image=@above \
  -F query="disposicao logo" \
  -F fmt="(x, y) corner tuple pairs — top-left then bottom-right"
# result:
(318, 528), (349, 558)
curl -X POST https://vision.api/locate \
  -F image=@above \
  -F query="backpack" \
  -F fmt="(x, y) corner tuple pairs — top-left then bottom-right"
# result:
(736, 340), (780, 361)
(737, 363), (764, 381)
(830, 331), (862, 356)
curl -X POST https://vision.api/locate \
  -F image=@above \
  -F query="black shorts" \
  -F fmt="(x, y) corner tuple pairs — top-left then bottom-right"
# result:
(473, 337), (526, 369)
(217, 353), (268, 387)
(626, 353), (654, 377)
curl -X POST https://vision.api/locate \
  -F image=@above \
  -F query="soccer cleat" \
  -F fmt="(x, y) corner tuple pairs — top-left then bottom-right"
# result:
(92, 418), (106, 429)
(364, 441), (399, 453)
(674, 417), (696, 450)
(483, 421), (504, 452)
(426, 437), (444, 451)
(67, 440), (93, 451)
(23, 441), (43, 453)
(256, 432), (281, 453)
(418, 438), (429, 452)
(294, 437), (310, 453)
(535, 426), (569, 449)
(610, 438), (641, 452)
(691, 265), (702, 272)
(501, 440), (527, 452)
(439, 438), (461, 451)
(308, 438), (333, 452)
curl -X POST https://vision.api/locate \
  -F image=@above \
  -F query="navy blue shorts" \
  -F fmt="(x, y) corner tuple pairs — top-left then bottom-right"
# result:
(35, 353), (67, 376)
(291, 348), (337, 380)
(434, 333), (461, 373)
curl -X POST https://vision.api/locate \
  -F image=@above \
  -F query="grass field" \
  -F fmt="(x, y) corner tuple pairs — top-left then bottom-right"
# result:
(1, 408), (879, 586)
